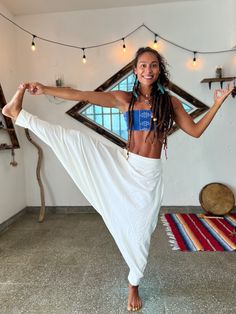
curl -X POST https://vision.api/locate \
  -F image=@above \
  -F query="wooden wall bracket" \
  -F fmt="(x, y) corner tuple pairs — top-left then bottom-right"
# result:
(201, 77), (235, 89)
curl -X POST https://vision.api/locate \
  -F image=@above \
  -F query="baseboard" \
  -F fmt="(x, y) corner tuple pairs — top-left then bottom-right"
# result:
(0, 206), (96, 234)
(26, 206), (96, 214)
(162, 205), (236, 214)
(0, 207), (27, 234)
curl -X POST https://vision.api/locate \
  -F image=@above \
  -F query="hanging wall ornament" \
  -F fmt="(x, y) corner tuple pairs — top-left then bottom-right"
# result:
(10, 147), (18, 167)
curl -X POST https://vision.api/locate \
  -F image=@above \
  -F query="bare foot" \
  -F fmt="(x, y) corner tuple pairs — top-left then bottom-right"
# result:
(2, 83), (28, 120)
(127, 284), (142, 312)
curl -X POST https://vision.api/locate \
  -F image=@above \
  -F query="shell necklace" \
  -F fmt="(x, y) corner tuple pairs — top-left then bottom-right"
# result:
(138, 90), (152, 108)
(138, 90), (157, 122)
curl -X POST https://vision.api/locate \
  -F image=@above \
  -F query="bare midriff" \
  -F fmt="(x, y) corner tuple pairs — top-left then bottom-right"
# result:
(128, 131), (162, 159)
(121, 93), (164, 159)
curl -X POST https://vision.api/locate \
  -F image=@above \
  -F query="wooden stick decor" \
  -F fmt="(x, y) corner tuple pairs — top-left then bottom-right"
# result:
(25, 128), (46, 223)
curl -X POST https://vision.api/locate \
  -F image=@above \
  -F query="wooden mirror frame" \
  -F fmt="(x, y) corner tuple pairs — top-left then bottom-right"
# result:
(0, 84), (20, 149)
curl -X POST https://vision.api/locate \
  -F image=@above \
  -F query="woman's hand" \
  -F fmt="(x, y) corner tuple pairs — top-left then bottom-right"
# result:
(173, 84), (235, 138)
(215, 85), (235, 107)
(27, 82), (45, 95)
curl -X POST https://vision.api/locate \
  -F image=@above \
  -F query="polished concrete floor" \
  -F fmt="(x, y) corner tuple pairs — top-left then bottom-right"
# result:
(0, 208), (235, 314)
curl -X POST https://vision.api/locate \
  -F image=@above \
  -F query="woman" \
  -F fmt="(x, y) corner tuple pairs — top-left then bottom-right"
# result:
(3, 47), (234, 312)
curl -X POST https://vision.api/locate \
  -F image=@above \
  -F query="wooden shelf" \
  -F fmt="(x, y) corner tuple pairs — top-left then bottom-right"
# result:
(201, 77), (235, 89)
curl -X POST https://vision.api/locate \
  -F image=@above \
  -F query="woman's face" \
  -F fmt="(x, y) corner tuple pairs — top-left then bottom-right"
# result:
(134, 52), (160, 87)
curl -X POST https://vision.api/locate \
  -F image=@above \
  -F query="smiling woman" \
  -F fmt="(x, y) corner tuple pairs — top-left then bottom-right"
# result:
(2, 46), (234, 312)
(125, 47), (175, 158)
(67, 58), (209, 149)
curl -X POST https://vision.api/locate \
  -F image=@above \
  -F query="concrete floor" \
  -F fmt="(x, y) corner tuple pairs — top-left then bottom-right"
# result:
(0, 208), (235, 314)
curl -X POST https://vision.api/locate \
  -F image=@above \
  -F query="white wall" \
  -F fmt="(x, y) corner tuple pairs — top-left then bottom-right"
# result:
(7, 0), (236, 208)
(229, 0), (236, 48)
(0, 3), (26, 223)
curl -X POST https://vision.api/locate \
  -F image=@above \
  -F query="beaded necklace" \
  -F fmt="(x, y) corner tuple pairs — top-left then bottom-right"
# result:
(138, 90), (157, 122)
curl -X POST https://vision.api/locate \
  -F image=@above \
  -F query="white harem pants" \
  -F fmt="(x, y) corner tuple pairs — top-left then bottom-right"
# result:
(15, 109), (164, 286)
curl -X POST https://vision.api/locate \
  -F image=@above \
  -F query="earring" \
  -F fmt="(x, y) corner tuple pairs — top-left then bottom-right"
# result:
(132, 75), (139, 99)
(156, 81), (165, 94)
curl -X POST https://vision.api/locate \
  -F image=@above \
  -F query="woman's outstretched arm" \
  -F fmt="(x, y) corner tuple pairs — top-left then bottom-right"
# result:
(172, 86), (235, 138)
(27, 82), (129, 110)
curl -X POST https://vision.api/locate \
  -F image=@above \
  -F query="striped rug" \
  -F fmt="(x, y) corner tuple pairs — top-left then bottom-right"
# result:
(161, 213), (236, 251)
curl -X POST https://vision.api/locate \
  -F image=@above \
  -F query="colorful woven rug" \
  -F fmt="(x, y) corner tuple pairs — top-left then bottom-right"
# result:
(161, 213), (236, 252)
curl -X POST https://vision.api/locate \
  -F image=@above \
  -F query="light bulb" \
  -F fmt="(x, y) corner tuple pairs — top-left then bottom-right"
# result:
(153, 34), (158, 49)
(31, 43), (36, 51)
(82, 49), (86, 63)
(192, 51), (197, 66)
(122, 38), (126, 52)
(31, 35), (36, 51)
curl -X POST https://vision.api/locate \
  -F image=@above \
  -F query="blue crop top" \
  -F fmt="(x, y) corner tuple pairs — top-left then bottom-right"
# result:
(123, 110), (154, 131)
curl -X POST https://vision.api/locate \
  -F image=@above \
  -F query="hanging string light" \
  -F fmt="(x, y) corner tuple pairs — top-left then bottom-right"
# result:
(122, 38), (126, 52)
(0, 12), (235, 65)
(31, 35), (36, 51)
(82, 48), (86, 63)
(192, 51), (197, 66)
(153, 34), (158, 49)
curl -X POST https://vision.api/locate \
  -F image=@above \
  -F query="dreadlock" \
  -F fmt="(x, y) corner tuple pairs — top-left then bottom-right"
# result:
(126, 47), (175, 157)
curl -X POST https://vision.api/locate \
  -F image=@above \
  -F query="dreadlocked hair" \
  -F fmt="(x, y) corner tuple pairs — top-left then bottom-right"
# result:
(126, 47), (175, 157)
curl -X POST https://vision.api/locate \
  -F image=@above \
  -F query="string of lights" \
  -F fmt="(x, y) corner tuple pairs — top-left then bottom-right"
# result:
(1, 11), (235, 64)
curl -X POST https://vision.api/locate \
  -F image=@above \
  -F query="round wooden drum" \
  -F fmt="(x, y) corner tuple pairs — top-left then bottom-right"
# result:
(199, 183), (235, 216)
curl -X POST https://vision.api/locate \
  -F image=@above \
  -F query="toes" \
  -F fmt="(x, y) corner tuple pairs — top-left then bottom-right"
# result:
(132, 307), (139, 312)
(127, 306), (140, 312)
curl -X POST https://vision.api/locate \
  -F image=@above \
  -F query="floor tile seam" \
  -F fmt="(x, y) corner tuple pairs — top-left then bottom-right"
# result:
(0, 262), (32, 266)
(161, 291), (234, 298)
(0, 251), (96, 261)
(0, 282), (87, 288)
